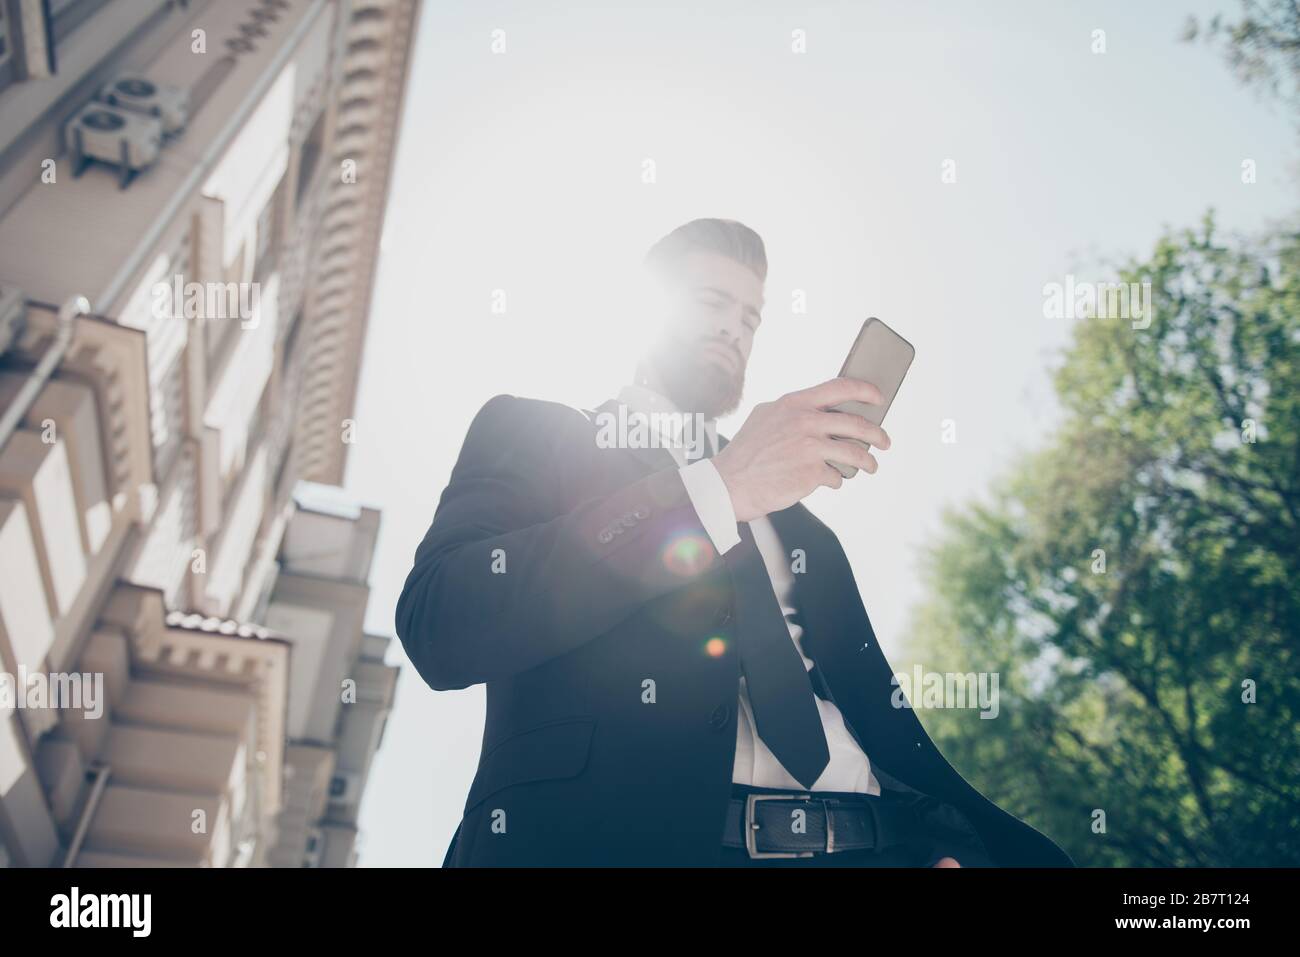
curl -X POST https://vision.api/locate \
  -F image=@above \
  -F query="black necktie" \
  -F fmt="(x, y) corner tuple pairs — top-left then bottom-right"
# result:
(725, 522), (832, 790)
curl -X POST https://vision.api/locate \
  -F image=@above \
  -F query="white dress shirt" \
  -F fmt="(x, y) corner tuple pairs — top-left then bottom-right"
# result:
(614, 385), (881, 795)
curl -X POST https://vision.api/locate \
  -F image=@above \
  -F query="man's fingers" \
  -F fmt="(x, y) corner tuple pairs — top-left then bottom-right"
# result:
(806, 410), (890, 450)
(788, 377), (884, 410)
(817, 438), (878, 475)
(932, 857), (962, 868)
(818, 464), (845, 490)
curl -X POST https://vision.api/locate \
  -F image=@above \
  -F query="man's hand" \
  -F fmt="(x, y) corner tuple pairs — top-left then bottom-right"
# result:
(711, 377), (891, 523)
(932, 857), (962, 868)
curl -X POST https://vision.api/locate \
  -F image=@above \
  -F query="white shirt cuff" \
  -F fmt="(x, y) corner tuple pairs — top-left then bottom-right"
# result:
(678, 459), (742, 555)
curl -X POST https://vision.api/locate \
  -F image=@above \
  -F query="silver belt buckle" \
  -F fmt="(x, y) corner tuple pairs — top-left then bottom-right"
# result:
(745, 792), (828, 859)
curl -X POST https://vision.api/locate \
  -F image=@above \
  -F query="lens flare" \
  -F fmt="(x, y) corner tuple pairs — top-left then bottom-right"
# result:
(661, 531), (714, 576)
(704, 637), (728, 658)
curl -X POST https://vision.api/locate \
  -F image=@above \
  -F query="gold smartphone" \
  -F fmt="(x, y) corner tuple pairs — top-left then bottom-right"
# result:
(829, 317), (915, 479)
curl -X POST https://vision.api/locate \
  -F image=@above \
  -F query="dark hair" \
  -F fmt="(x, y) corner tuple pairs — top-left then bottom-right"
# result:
(644, 218), (768, 283)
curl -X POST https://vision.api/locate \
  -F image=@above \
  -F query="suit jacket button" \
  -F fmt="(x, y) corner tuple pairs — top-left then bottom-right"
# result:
(709, 703), (731, 730)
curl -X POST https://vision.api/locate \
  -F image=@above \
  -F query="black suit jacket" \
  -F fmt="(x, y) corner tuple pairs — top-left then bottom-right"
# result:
(396, 394), (1073, 867)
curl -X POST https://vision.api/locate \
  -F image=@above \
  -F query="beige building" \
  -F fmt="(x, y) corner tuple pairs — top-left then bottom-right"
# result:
(0, 0), (418, 866)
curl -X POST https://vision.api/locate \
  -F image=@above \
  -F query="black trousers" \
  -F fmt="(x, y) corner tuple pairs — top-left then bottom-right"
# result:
(718, 784), (996, 868)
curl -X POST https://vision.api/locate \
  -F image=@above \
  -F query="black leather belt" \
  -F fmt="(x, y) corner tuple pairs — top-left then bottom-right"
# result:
(722, 790), (930, 859)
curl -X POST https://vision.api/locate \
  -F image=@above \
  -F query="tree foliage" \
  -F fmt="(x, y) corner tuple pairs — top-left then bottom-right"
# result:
(1183, 0), (1300, 116)
(908, 217), (1300, 865)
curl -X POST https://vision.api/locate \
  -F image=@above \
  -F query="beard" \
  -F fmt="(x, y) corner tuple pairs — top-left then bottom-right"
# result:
(645, 335), (746, 419)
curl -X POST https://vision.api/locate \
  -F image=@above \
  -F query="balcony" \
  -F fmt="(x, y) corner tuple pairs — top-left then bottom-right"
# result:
(0, 498), (57, 676)
(102, 725), (246, 796)
(0, 306), (151, 682)
(0, 429), (86, 619)
(82, 785), (234, 866)
(43, 585), (289, 867)
(0, 372), (112, 556)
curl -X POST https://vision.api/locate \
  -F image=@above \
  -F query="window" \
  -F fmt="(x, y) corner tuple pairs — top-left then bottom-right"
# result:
(0, 6), (10, 67)
(0, 0), (54, 89)
(280, 308), (304, 372)
(0, 0), (115, 86)
(205, 238), (247, 376)
(295, 111), (325, 208)
(254, 181), (283, 281)
(50, 0), (112, 46)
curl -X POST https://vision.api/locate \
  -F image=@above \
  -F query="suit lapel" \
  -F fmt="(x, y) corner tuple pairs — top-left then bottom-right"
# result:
(765, 501), (849, 670)
(765, 501), (903, 765)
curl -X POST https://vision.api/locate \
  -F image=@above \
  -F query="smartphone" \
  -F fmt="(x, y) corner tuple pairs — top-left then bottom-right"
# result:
(828, 317), (915, 479)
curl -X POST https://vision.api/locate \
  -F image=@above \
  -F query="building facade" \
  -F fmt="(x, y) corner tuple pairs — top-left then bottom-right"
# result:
(0, 0), (417, 866)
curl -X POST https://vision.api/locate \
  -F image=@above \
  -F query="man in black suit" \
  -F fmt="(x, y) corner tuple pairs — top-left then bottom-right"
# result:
(396, 218), (1072, 868)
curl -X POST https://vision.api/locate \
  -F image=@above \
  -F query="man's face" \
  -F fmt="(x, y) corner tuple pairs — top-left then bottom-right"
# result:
(644, 249), (765, 418)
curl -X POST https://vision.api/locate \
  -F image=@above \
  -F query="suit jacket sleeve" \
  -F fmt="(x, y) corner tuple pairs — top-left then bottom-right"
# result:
(396, 394), (724, 691)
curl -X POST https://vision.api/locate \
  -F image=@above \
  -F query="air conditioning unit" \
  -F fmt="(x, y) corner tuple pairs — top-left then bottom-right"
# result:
(0, 284), (26, 358)
(64, 102), (162, 189)
(99, 74), (189, 136)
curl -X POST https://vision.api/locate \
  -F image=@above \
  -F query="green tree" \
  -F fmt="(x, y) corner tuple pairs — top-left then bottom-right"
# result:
(1183, 0), (1300, 116)
(907, 217), (1300, 866)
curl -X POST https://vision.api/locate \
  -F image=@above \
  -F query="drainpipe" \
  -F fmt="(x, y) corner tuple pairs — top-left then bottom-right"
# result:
(0, 295), (89, 450)
(63, 762), (111, 867)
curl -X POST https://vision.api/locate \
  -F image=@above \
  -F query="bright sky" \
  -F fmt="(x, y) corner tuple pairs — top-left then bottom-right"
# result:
(342, 0), (1294, 866)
